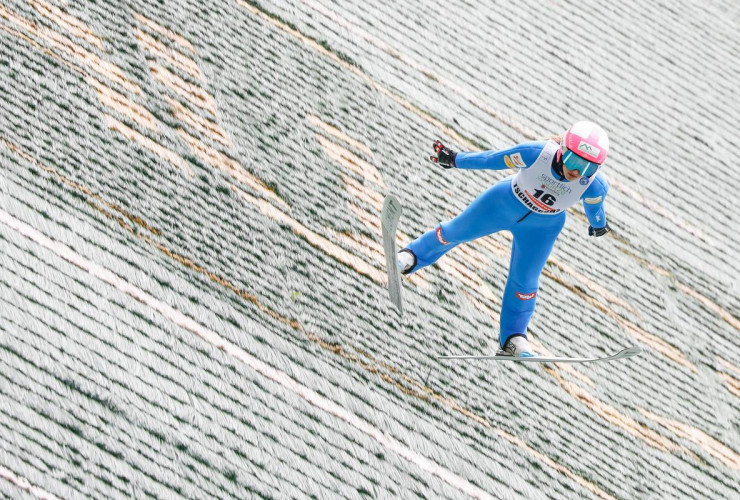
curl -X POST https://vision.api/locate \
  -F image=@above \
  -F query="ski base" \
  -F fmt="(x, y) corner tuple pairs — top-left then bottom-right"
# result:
(381, 195), (403, 315)
(438, 347), (641, 364)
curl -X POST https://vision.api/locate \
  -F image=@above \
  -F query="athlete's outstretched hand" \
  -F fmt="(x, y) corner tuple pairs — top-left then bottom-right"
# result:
(588, 222), (612, 237)
(430, 140), (457, 169)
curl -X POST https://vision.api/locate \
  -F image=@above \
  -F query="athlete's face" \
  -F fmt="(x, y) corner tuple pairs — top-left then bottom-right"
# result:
(562, 164), (582, 181)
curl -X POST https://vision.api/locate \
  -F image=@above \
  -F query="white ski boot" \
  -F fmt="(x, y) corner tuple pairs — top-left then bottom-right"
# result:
(496, 335), (537, 357)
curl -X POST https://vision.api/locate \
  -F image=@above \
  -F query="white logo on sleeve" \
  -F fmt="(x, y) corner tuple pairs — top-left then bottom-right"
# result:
(510, 152), (526, 168)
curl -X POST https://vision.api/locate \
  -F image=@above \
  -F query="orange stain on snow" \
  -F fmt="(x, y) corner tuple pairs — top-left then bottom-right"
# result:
(234, 186), (387, 284)
(87, 76), (159, 131)
(167, 97), (232, 147)
(544, 368), (694, 456)
(133, 12), (196, 53)
(5, 140), (488, 433)
(496, 431), (617, 500)
(614, 317), (697, 373)
(317, 135), (386, 189)
(134, 27), (204, 80)
(0, 4), (139, 93)
(639, 410), (740, 470)
(546, 259), (639, 317)
(312, 122), (429, 289)
(1, 138), (161, 237)
(234, 0), (478, 151)
(29, 0), (104, 48)
(717, 357), (740, 398)
(529, 339), (595, 387)
(104, 114), (194, 176)
(1, 2), (498, 445)
(617, 245), (740, 336)
(544, 268), (697, 373)
(307, 114), (374, 157)
(610, 177), (710, 243)
(295, 0), (537, 141)
(676, 282), (740, 333)
(178, 129), (287, 209)
(148, 62), (218, 116)
(718, 373), (740, 398)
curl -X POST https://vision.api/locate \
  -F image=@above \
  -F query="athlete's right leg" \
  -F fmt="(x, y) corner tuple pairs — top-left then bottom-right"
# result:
(403, 180), (525, 273)
(498, 211), (566, 348)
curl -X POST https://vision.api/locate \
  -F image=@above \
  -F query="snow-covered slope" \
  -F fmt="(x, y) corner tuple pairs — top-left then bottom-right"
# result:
(1, 0), (738, 498)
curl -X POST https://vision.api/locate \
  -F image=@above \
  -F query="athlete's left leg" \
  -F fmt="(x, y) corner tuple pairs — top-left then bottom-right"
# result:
(498, 212), (567, 347)
(403, 180), (523, 273)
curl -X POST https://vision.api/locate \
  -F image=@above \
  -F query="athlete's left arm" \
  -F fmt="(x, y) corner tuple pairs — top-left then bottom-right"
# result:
(581, 173), (611, 236)
(454, 141), (546, 170)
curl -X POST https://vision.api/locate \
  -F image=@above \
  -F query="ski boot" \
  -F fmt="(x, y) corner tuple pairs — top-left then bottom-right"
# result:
(496, 334), (537, 357)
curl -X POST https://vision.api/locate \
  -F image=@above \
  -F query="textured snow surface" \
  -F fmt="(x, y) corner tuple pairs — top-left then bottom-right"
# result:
(1, 0), (739, 498)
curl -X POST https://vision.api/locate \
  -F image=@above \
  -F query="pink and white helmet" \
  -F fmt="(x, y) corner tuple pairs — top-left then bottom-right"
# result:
(560, 121), (609, 177)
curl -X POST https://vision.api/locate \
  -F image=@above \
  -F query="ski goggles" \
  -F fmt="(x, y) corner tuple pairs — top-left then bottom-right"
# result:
(562, 148), (599, 177)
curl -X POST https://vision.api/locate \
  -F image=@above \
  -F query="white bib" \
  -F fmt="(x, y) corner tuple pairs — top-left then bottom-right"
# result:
(511, 140), (595, 214)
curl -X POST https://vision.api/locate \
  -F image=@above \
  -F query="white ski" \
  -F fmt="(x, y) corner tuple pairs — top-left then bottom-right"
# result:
(381, 195), (403, 315)
(438, 346), (641, 364)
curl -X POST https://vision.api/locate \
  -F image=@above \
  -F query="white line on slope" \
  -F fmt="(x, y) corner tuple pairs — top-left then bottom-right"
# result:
(0, 209), (497, 500)
(0, 464), (61, 500)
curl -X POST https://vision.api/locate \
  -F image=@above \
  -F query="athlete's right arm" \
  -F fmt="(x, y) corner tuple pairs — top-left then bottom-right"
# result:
(452, 141), (546, 171)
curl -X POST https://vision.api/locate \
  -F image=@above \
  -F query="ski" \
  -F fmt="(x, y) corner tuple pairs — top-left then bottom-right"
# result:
(438, 346), (641, 364)
(381, 195), (403, 315)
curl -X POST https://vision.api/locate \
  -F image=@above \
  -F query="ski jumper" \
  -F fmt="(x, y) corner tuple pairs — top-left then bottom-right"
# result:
(405, 140), (609, 347)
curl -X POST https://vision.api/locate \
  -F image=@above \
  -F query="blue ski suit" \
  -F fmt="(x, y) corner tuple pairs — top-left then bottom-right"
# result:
(405, 140), (609, 347)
